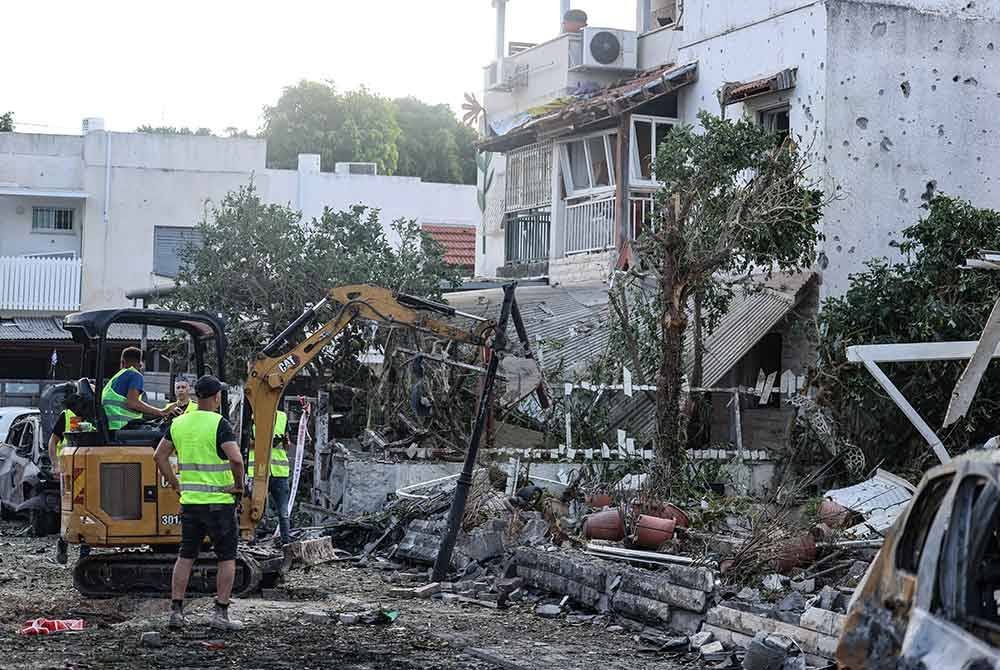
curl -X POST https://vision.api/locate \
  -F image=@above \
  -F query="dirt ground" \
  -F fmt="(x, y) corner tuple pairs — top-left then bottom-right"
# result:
(0, 521), (698, 670)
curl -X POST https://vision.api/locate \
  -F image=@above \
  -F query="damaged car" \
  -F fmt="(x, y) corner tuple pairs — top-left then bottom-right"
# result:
(837, 450), (1000, 668)
(0, 409), (59, 535)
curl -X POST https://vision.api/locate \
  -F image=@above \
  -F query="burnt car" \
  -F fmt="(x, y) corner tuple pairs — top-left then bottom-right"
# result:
(0, 409), (60, 535)
(837, 450), (1000, 668)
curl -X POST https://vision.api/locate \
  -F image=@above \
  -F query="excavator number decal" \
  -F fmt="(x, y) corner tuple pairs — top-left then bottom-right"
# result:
(160, 514), (180, 526)
(277, 354), (298, 373)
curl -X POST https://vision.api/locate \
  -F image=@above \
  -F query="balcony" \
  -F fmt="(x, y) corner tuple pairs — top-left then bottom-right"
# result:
(0, 256), (82, 312)
(564, 195), (657, 256)
(501, 209), (550, 278)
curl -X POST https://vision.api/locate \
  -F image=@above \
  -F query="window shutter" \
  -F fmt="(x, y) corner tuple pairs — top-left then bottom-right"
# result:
(153, 226), (202, 278)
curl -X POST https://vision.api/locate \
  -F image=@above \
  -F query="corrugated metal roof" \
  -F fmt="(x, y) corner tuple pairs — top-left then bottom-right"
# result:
(0, 317), (168, 342)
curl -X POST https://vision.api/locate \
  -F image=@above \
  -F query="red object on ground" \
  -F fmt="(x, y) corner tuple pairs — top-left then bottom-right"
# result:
(19, 618), (86, 635)
(631, 501), (690, 528)
(586, 493), (613, 508)
(818, 499), (851, 528)
(774, 533), (818, 572)
(632, 515), (676, 549)
(583, 509), (625, 541)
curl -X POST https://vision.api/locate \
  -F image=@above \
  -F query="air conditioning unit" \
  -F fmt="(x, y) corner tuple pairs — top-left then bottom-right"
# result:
(580, 27), (637, 72)
(334, 162), (377, 176)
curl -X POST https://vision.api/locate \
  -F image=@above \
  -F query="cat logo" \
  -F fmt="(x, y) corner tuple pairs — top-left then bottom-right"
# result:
(277, 354), (299, 374)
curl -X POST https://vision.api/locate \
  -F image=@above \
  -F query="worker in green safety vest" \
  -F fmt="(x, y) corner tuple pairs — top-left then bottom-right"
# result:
(164, 378), (199, 418)
(248, 409), (292, 545)
(101, 347), (178, 431)
(153, 375), (245, 631)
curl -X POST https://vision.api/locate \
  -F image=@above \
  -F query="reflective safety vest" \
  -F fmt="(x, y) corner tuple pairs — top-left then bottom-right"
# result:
(171, 410), (235, 506)
(55, 409), (77, 456)
(101, 368), (143, 430)
(167, 400), (198, 416)
(248, 410), (289, 478)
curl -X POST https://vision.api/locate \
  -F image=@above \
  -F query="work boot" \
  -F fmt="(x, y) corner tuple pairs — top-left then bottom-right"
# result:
(168, 601), (187, 630)
(208, 602), (244, 631)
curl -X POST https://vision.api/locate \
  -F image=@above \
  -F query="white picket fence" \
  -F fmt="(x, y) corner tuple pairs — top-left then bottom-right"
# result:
(0, 256), (82, 311)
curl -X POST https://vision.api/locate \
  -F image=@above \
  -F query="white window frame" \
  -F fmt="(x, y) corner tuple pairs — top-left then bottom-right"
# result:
(31, 206), (75, 234)
(630, 114), (679, 189)
(758, 105), (791, 135)
(559, 129), (618, 199)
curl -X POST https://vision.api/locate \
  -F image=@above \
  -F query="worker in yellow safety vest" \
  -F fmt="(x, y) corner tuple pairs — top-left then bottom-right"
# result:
(101, 347), (178, 431)
(164, 378), (199, 418)
(248, 409), (292, 545)
(153, 375), (245, 631)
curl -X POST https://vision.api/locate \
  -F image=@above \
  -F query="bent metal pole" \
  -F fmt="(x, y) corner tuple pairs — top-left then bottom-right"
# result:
(433, 282), (516, 581)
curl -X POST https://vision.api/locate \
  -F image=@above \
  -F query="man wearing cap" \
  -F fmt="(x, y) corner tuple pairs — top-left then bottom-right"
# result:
(562, 8), (588, 33)
(153, 375), (245, 631)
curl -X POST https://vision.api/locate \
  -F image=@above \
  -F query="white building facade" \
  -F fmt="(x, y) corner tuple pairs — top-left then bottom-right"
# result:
(0, 124), (478, 315)
(476, 0), (1000, 298)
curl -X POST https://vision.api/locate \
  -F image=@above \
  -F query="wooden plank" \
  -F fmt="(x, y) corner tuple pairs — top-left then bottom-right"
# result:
(760, 371), (777, 405)
(944, 294), (1000, 426)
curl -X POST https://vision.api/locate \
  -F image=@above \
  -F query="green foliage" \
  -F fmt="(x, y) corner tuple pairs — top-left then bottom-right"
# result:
(166, 182), (460, 384)
(816, 195), (1000, 470)
(263, 82), (401, 176)
(476, 152), (495, 214)
(394, 97), (477, 185)
(0, 111), (13, 132)
(136, 125), (214, 136)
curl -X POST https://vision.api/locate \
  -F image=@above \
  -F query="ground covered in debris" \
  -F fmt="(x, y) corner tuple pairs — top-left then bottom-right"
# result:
(0, 522), (696, 670)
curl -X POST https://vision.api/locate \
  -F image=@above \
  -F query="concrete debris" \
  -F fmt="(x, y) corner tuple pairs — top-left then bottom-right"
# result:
(789, 578), (815, 594)
(823, 469), (915, 538)
(736, 587), (761, 603)
(303, 611), (332, 624)
(535, 604), (562, 618)
(742, 632), (790, 670)
(140, 631), (163, 648)
(777, 591), (805, 613)
(817, 585), (839, 612)
(762, 574), (785, 592)
(690, 630), (715, 647)
(337, 613), (360, 625)
(700, 640), (725, 655)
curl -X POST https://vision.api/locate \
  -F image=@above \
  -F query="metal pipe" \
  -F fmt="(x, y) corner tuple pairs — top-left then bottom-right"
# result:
(495, 0), (507, 81)
(433, 282), (517, 581)
(261, 297), (328, 357)
(560, 0), (571, 30)
(637, 0), (651, 32)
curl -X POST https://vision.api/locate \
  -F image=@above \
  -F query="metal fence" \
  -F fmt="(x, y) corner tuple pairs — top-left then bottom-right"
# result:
(505, 142), (553, 212)
(504, 209), (551, 264)
(565, 196), (616, 255)
(0, 256), (81, 311)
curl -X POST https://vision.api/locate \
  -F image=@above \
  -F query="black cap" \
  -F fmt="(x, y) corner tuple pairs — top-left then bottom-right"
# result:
(194, 375), (223, 398)
(564, 9), (587, 22)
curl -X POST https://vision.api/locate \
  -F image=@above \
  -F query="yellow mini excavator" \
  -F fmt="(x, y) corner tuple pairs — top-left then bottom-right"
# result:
(59, 285), (499, 597)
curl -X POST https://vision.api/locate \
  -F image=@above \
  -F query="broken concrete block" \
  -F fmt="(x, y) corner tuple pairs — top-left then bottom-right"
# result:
(736, 587), (761, 602)
(765, 634), (795, 654)
(496, 576), (523, 593)
(700, 640), (725, 655)
(690, 630), (715, 648)
(617, 570), (708, 612)
(304, 611), (331, 625)
(669, 608), (706, 635)
(706, 606), (838, 662)
(413, 582), (442, 599)
(611, 590), (671, 625)
(790, 578), (815, 594)
(389, 587), (417, 599)
(782, 655), (806, 670)
(338, 613), (359, 625)
(778, 591), (805, 613)
(440, 593), (461, 604)
(817, 585), (838, 611)
(742, 632), (788, 670)
(288, 537), (337, 566)
(535, 604), (562, 618)
(798, 607), (846, 638)
(140, 631), (163, 648)
(477, 592), (500, 602)
(762, 574), (785, 592)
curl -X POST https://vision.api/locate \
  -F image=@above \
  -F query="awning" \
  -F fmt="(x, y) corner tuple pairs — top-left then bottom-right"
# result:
(479, 61), (698, 153)
(720, 68), (797, 106)
(0, 317), (168, 342)
(690, 272), (815, 388)
(0, 186), (88, 199)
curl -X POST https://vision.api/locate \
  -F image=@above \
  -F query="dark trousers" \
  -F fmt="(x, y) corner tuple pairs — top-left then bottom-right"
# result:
(268, 476), (291, 544)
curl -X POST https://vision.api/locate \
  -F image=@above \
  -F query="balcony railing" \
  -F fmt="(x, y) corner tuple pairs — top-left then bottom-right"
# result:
(0, 256), (81, 311)
(565, 196), (616, 255)
(630, 195), (656, 240)
(505, 209), (550, 264)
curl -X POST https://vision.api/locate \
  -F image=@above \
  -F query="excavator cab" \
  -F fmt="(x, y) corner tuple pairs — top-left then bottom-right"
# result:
(56, 309), (259, 597)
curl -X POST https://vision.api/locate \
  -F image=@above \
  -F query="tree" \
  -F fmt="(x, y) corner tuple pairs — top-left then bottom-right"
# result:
(136, 125), (214, 136)
(262, 81), (401, 176)
(643, 111), (824, 488)
(394, 97), (477, 185)
(816, 196), (1000, 475)
(0, 112), (13, 132)
(166, 182), (459, 386)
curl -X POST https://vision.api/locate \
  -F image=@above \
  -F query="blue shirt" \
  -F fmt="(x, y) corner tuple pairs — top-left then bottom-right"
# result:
(111, 368), (143, 397)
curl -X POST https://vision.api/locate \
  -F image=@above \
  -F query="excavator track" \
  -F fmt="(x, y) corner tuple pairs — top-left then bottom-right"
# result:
(73, 548), (282, 598)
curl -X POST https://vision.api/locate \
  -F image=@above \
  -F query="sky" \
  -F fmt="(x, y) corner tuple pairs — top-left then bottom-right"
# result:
(2, 1), (636, 136)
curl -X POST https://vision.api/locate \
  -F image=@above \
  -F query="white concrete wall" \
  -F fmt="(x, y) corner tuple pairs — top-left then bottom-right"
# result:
(637, 23), (681, 69)
(0, 196), (84, 257)
(0, 133), (84, 189)
(819, 0), (1000, 296)
(681, 1), (826, 44)
(475, 153), (507, 278)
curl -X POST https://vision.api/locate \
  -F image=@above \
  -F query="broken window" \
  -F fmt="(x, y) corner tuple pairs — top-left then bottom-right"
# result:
(559, 131), (617, 197)
(760, 106), (791, 143)
(630, 115), (677, 186)
(896, 474), (953, 574)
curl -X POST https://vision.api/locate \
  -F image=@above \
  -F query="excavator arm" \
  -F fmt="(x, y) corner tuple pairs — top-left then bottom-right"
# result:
(239, 285), (494, 535)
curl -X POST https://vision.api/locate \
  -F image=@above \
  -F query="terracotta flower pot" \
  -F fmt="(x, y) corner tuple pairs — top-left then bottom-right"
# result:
(818, 499), (851, 528)
(632, 514), (676, 549)
(583, 509), (625, 541)
(774, 533), (817, 573)
(586, 493), (613, 508)
(631, 501), (690, 529)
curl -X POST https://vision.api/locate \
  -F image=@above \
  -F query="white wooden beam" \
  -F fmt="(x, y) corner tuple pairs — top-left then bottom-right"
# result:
(846, 341), (994, 364)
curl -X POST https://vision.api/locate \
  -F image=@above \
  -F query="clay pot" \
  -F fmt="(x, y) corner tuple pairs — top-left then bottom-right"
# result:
(583, 509), (625, 541)
(632, 515), (676, 549)
(631, 501), (690, 529)
(586, 493), (613, 508)
(774, 533), (817, 573)
(818, 499), (851, 528)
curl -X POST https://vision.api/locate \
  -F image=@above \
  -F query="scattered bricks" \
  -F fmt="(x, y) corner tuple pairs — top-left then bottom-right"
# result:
(389, 587), (418, 599)
(700, 641), (725, 655)
(440, 593), (462, 604)
(705, 606), (838, 662)
(338, 613), (360, 625)
(413, 582), (442, 599)
(611, 590), (671, 625)
(690, 631), (715, 648)
(140, 631), (163, 648)
(303, 611), (331, 625)
(535, 604), (562, 618)
(765, 634), (796, 654)
(798, 607), (847, 638)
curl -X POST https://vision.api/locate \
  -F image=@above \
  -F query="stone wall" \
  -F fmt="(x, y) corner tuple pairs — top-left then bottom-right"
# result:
(548, 250), (615, 286)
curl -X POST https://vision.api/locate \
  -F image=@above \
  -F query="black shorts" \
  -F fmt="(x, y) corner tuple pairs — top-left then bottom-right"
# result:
(178, 504), (238, 561)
